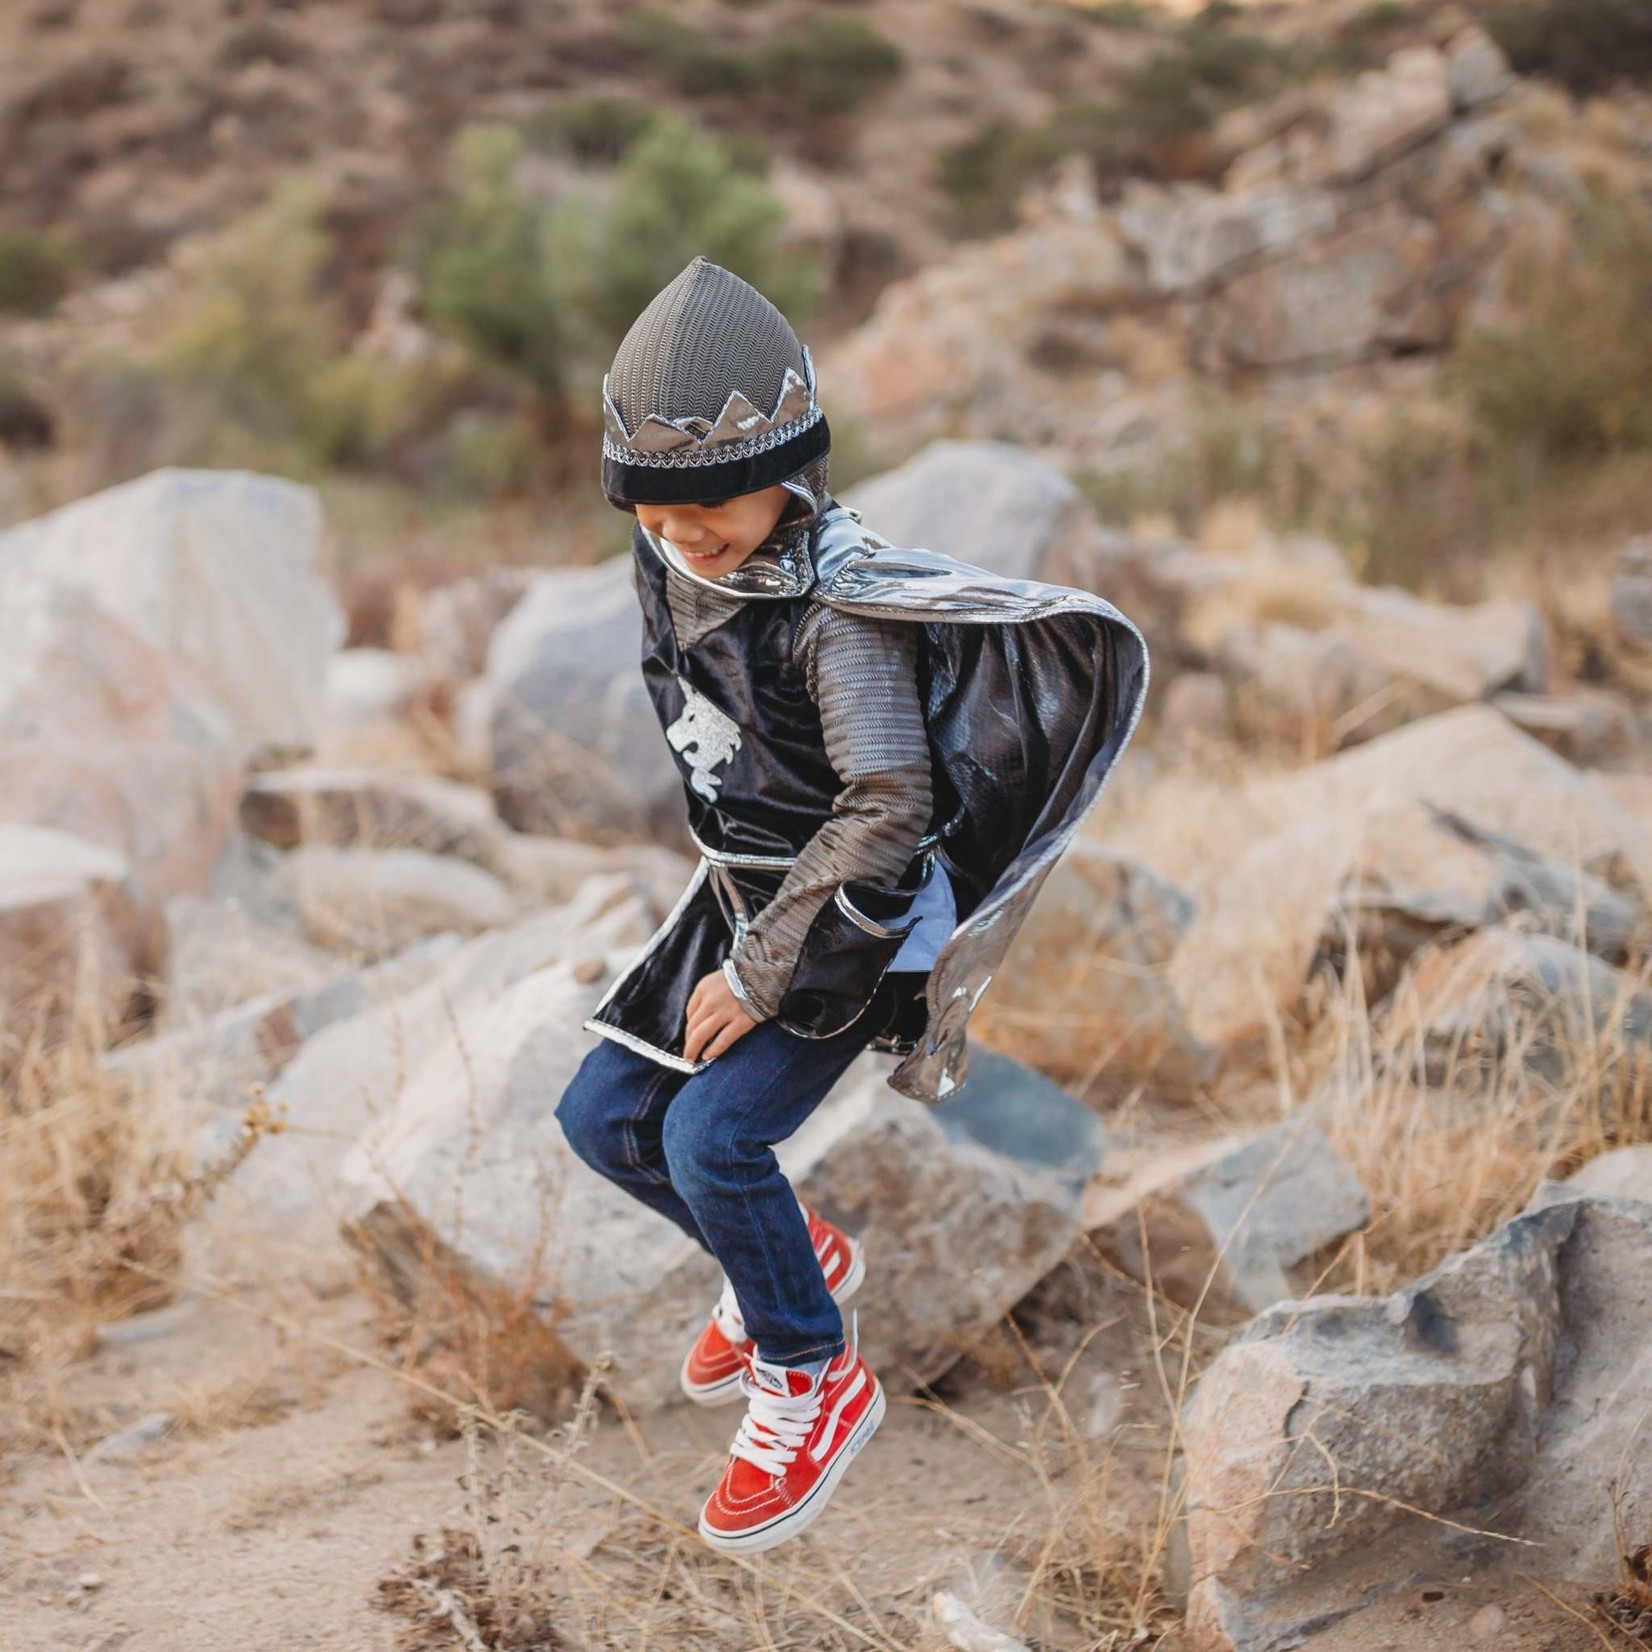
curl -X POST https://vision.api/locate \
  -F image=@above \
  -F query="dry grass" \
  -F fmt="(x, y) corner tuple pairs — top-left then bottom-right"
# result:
(0, 951), (283, 1455)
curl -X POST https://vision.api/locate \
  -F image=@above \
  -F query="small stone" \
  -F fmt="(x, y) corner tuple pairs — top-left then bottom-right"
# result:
(1469, 1603), (1507, 1639)
(571, 956), (606, 986)
(84, 1411), (175, 1463)
(77, 1572), (103, 1591)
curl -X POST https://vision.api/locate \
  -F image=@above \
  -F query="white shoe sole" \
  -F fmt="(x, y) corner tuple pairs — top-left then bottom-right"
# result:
(697, 1377), (885, 1554)
(680, 1234), (866, 1408)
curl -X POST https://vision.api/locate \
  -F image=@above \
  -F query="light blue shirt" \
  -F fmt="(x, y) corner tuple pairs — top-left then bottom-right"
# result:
(890, 860), (957, 972)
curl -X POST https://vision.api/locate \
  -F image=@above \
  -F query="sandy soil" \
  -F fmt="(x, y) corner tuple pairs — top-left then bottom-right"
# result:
(0, 1216), (1614, 1652)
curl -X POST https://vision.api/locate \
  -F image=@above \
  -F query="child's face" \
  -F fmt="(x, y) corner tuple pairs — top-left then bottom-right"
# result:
(635, 483), (792, 581)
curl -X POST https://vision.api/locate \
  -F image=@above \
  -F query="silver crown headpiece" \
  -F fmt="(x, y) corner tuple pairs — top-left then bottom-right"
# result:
(601, 346), (823, 471)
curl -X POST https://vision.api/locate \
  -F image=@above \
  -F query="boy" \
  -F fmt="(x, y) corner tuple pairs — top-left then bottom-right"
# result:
(557, 256), (1147, 1555)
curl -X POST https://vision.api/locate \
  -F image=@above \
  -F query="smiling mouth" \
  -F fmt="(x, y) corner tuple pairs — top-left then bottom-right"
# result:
(681, 541), (730, 561)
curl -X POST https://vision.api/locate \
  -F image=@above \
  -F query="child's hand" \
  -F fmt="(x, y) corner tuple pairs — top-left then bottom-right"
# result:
(684, 970), (758, 1063)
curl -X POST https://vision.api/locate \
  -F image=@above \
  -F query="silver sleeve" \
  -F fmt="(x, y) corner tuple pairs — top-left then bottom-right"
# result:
(727, 604), (933, 1020)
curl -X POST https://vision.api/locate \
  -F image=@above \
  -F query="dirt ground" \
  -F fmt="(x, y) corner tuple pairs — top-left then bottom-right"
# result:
(0, 1214), (1615, 1652)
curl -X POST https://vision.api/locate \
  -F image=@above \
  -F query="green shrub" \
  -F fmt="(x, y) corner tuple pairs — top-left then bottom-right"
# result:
(0, 366), (54, 450)
(1455, 202), (1652, 461)
(526, 96), (657, 165)
(443, 410), (541, 498)
(557, 112), (819, 350)
(0, 232), (75, 317)
(935, 121), (1064, 236)
(1488, 0), (1652, 93)
(755, 16), (904, 113)
(415, 125), (567, 398)
(625, 13), (755, 97)
(153, 178), (445, 474)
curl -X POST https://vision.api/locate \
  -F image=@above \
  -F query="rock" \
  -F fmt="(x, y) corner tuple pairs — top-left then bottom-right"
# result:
(340, 962), (712, 1414)
(1115, 180), (1338, 296)
(1158, 671), (1233, 745)
(0, 824), (136, 1017)
(0, 468), (343, 756)
(207, 878), (653, 1242)
(344, 1033), (1098, 1412)
(108, 932), (461, 1114)
(160, 893), (337, 1025)
(1381, 926), (1652, 1093)
(1447, 27), (1514, 113)
(1219, 589), (1546, 749)
(1324, 46), (1454, 184)
(1089, 1123), (1367, 1313)
(1209, 204), (1450, 369)
(782, 1051), (1099, 1386)
(1610, 535), (1652, 650)
(484, 557), (685, 844)
(1562, 1145), (1652, 1202)
(274, 844), (518, 959)
(83, 1411), (176, 1464)
(931, 1593), (1031, 1652)
(240, 768), (505, 865)
(1330, 585), (1546, 701)
(0, 578), (242, 962)
(844, 441), (1103, 587)
(416, 566), (535, 682)
(972, 841), (1217, 1097)
(1489, 689), (1637, 767)
(322, 648), (430, 729)
(1169, 708), (1652, 1048)
(485, 835), (694, 921)
(1177, 1193), (1652, 1650)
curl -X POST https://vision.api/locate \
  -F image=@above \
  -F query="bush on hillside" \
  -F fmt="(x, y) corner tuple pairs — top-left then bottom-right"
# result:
(1455, 201), (1652, 461)
(414, 114), (817, 405)
(152, 179), (454, 475)
(755, 16), (904, 113)
(416, 126), (567, 400)
(526, 96), (657, 165)
(624, 11), (903, 112)
(0, 232), (75, 317)
(1488, 0), (1652, 93)
(625, 13), (756, 97)
(558, 113), (820, 348)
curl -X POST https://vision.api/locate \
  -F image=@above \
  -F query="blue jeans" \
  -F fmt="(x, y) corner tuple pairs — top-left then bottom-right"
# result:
(556, 978), (916, 1367)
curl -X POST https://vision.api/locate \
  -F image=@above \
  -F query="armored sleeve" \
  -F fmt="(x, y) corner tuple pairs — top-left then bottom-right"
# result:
(724, 605), (933, 1020)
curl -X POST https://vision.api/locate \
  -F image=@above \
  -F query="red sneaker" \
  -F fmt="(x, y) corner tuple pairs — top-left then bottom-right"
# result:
(698, 1324), (885, 1554)
(679, 1204), (864, 1407)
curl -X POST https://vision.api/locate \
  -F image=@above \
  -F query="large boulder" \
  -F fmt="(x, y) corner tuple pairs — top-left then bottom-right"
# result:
(483, 557), (684, 844)
(0, 824), (136, 1020)
(0, 468), (343, 756)
(1380, 925), (1652, 1095)
(1088, 1122), (1368, 1314)
(160, 892), (338, 1024)
(1217, 586), (1545, 748)
(1175, 1191), (1652, 1650)
(273, 844), (518, 959)
(107, 932), (460, 1115)
(201, 877), (654, 1244)
(843, 441), (1104, 586)
(0, 577), (242, 961)
(240, 768), (505, 866)
(342, 1026), (1103, 1413)
(971, 841), (1217, 1096)
(1169, 708), (1652, 1049)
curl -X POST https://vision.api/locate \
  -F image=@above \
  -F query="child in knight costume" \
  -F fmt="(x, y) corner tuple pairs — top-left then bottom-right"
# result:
(557, 255), (1147, 1554)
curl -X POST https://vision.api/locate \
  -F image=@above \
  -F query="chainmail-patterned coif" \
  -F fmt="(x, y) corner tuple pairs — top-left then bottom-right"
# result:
(608, 257), (807, 440)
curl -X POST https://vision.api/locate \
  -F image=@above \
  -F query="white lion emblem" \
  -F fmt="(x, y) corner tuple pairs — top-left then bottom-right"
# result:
(666, 679), (743, 803)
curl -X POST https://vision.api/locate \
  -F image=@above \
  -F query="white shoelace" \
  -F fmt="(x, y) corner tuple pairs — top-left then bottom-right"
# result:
(728, 1361), (824, 1478)
(711, 1277), (747, 1343)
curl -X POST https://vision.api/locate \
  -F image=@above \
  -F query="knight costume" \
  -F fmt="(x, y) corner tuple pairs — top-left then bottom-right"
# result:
(584, 256), (1149, 1104)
